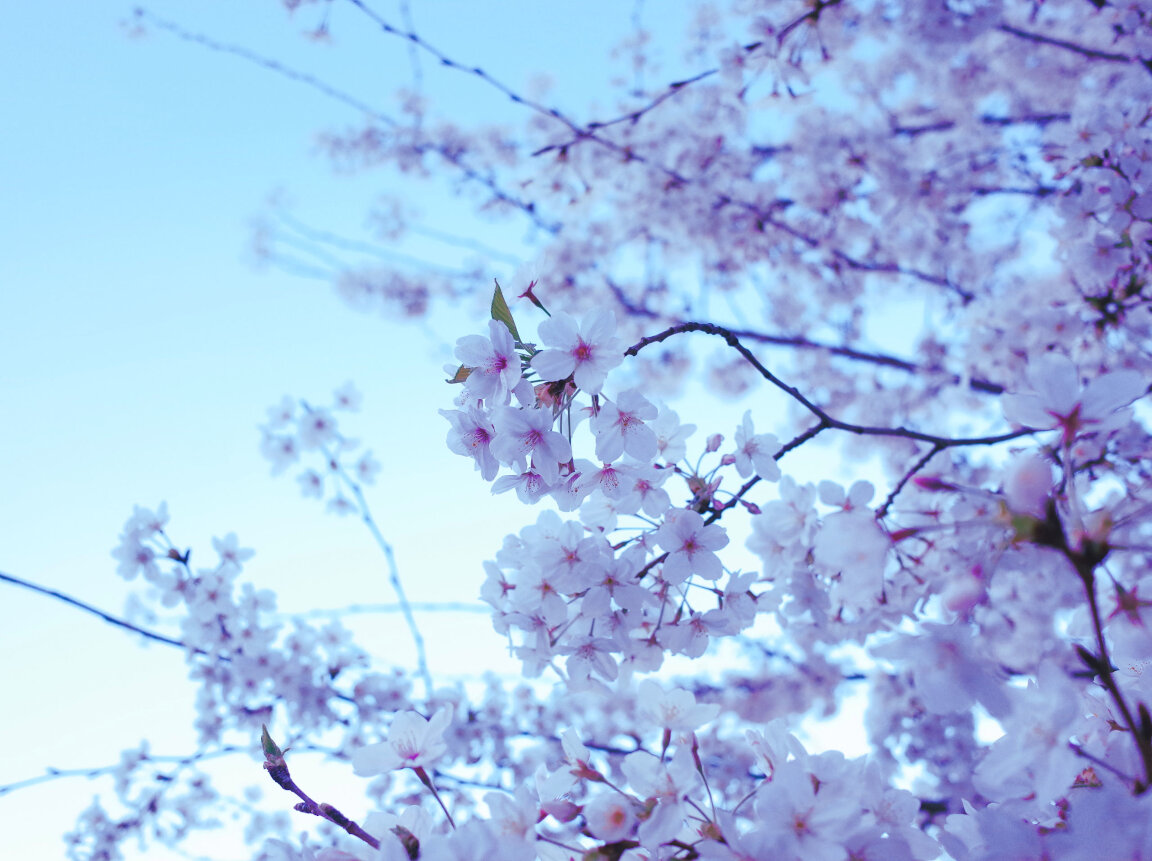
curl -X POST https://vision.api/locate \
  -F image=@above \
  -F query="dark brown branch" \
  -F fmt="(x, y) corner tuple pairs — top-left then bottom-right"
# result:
(998, 23), (1136, 64)
(877, 443), (945, 518)
(626, 323), (1031, 448)
(332, 3), (972, 300)
(720, 326), (1005, 394)
(0, 570), (199, 653)
(893, 112), (1070, 137)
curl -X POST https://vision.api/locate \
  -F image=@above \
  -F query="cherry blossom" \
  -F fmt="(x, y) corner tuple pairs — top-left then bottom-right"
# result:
(1001, 353), (1146, 443)
(591, 389), (658, 463)
(440, 405), (499, 481)
(352, 706), (454, 776)
(530, 309), (623, 395)
(637, 678), (720, 731)
(454, 320), (522, 406)
(732, 410), (782, 481)
(654, 508), (730, 584)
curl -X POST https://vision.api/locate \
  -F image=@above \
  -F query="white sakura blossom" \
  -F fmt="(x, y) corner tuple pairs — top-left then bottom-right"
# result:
(260, 432), (300, 475)
(732, 410), (782, 480)
(440, 405), (499, 481)
(491, 468), (550, 504)
(812, 508), (890, 608)
(212, 533), (254, 570)
(655, 509), (729, 584)
(362, 806), (435, 861)
(454, 320), (522, 406)
(483, 784), (540, 850)
(296, 469), (323, 499)
(352, 706), (454, 775)
(637, 678), (720, 731)
(592, 389), (658, 462)
(297, 407), (338, 450)
(571, 458), (634, 500)
(490, 405), (571, 483)
(649, 403), (696, 464)
(939, 798), (1046, 861)
(353, 450), (382, 485)
(332, 381), (363, 411)
(265, 395), (296, 428)
(973, 661), (1084, 807)
(873, 622), (1009, 719)
(530, 309), (623, 395)
(581, 792), (637, 842)
(751, 758), (860, 861)
(620, 747), (699, 850)
(1001, 352), (1146, 443)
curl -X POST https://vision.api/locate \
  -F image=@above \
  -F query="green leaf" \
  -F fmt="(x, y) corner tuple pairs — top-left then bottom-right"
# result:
(260, 724), (283, 762)
(490, 280), (522, 343)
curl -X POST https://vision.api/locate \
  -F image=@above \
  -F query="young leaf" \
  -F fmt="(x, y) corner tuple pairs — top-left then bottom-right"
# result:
(490, 280), (522, 343)
(1074, 644), (1103, 677)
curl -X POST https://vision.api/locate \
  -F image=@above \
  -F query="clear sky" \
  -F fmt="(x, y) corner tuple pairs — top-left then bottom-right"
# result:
(0, 2), (746, 857)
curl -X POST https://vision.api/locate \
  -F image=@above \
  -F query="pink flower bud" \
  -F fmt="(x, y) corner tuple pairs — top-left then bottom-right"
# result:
(913, 475), (956, 492)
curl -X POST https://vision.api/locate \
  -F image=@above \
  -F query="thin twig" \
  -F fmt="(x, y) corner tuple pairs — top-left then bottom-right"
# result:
(0, 570), (204, 654)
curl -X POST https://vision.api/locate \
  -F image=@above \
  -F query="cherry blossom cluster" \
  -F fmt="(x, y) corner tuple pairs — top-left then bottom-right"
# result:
(260, 382), (382, 514)
(255, 679), (939, 861)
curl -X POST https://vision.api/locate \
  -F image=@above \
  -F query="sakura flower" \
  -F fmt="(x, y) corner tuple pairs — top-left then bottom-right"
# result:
(592, 389), (658, 462)
(620, 747), (700, 849)
(625, 464), (672, 517)
(353, 450), (382, 485)
(655, 509), (730, 584)
(483, 784), (541, 852)
(212, 533), (254, 570)
(260, 432), (300, 475)
(650, 405), (696, 463)
(637, 679), (720, 731)
(582, 792), (637, 842)
(732, 410), (782, 480)
(812, 508), (890, 608)
(752, 758), (860, 861)
(352, 705), (454, 775)
(440, 405), (499, 481)
(265, 395), (296, 428)
(530, 309), (623, 395)
(491, 406), (572, 483)
(572, 459), (634, 500)
(297, 469), (323, 499)
(1001, 353), (1146, 443)
(455, 320), (522, 405)
(297, 407), (338, 450)
(492, 468), (551, 504)
(560, 728), (604, 784)
(872, 622), (1009, 718)
(332, 381), (362, 411)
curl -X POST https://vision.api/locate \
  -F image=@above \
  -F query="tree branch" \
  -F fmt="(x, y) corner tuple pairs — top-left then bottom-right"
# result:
(626, 323), (1031, 447)
(0, 570), (201, 654)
